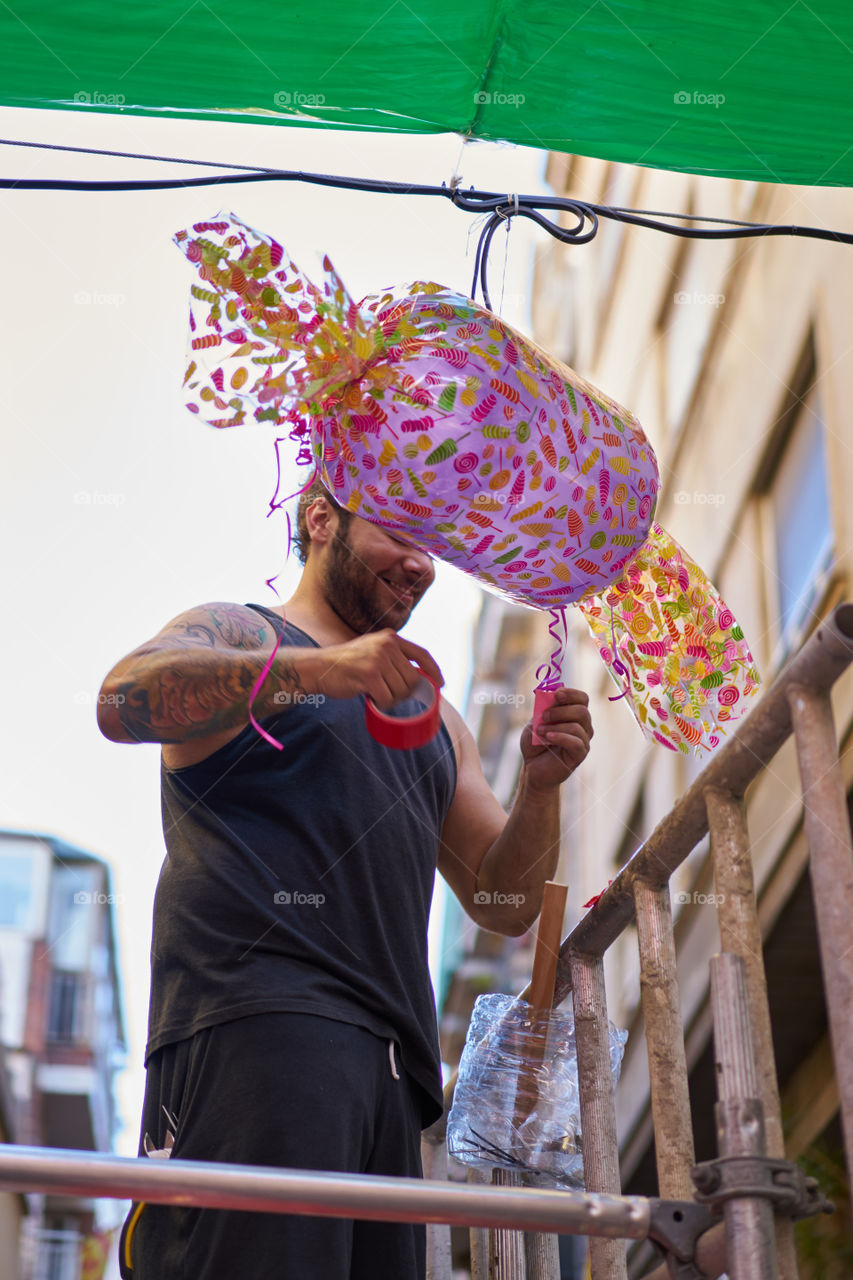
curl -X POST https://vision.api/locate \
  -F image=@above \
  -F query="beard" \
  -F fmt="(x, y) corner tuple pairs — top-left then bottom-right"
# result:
(322, 527), (418, 635)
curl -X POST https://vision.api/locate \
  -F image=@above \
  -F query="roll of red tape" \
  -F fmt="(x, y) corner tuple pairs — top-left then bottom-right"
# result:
(365, 672), (442, 750)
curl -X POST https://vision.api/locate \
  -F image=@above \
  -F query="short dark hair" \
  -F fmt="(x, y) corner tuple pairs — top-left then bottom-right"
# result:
(293, 478), (353, 564)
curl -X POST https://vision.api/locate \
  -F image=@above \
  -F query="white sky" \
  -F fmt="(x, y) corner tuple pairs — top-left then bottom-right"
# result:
(0, 105), (549, 1163)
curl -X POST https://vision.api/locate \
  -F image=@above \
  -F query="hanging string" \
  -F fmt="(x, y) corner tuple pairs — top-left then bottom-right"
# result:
(2, 138), (851, 296)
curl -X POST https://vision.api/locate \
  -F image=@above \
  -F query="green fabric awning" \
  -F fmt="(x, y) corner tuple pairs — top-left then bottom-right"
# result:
(3, 2), (853, 187)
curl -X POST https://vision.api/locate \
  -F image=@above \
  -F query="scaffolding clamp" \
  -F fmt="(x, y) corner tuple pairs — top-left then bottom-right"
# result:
(646, 1199), (721, 1279)
(691, 1154), (834, 1221)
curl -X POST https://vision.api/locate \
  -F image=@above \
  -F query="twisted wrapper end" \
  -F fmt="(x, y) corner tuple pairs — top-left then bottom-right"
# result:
(174, 213), (388, 432)
(577, 523), (760, 755)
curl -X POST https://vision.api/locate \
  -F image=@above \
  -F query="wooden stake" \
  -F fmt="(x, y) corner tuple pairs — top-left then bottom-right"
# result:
(513, 881), (568, 1131)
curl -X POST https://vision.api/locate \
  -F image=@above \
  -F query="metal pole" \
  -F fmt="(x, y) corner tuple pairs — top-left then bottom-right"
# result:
(705, 786), (799, 1279)
(524, 1224), (560, 1280)
(490, 1169), (526, 1279)
(633, 879), (696, 1200)
(421, 1133), (453, 1280)
(570, 950), (628, 1280)
(710, 953), (777, 1280)
(788, 683), (853, 1191)
(469, 1167), (491, 1280)
(0, 1145), (651, 1238)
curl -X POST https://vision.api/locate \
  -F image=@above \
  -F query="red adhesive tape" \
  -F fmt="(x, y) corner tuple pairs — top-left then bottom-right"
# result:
(365, 672), (442, 750)
(532, 688), (559, 746)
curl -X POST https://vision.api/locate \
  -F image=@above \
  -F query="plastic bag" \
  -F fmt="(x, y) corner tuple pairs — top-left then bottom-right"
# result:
(447, 992), (627, 1186)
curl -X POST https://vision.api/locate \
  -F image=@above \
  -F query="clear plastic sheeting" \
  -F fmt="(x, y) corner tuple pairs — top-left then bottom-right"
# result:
(447, 993), (627, 1186)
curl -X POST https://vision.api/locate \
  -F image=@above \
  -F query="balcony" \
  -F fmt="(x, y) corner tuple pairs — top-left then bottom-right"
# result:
(46, 971), (92, 1047)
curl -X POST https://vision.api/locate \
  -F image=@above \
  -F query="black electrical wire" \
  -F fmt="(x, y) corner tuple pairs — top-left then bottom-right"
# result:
(2, 136), (851, 311)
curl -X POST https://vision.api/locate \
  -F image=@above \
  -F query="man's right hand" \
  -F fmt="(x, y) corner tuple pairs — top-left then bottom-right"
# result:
(311, 630), (443, 710)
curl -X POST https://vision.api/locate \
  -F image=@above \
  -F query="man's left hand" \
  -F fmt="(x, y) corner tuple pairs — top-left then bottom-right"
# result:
(520, 688), (593, 790)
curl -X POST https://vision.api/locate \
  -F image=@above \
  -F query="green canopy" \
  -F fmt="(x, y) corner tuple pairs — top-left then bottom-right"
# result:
(3, 1), (853, 186)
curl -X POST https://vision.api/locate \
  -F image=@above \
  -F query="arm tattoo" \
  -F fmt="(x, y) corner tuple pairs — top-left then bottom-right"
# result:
(114, 604), (307, 743)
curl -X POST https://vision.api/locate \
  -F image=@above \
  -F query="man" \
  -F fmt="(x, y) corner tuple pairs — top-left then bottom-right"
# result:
(98, 480), (593, 1279)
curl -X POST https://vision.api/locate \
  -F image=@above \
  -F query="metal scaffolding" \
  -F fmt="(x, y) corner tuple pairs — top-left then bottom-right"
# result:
(1, 603), (851, 1280)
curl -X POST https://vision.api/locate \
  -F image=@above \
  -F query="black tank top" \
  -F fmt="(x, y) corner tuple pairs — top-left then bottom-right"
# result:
(146, 606), (458, 1122)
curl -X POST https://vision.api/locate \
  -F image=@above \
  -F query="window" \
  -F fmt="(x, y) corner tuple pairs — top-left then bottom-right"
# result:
(765, 381), (833, 651)
(0, 851), (37, 929)
(0, 837), (50, 932)
(46, 864), (97, 970)
(47, 969), (92, 1043)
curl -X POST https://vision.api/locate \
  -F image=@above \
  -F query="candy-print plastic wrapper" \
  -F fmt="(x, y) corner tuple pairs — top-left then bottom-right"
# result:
(175, 213), (759, 754)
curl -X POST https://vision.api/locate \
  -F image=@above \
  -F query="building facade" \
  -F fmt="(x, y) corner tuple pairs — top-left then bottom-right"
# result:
(439, 155), (853, 1275)
(0, 830), (126, 1280)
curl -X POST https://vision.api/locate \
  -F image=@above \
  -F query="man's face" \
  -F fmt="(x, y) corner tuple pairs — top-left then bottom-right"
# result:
(321, 514), (435, 635)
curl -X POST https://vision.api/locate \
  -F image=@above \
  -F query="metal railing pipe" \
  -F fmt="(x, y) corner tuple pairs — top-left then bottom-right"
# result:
(710, 953), (777, 1280)
(490, 1168), (527, 1278)
(633, 880), (695, 1201)
(570, 950), (628, 1280)
(0, 1144), (651, 1239)
(421, 1133), (452, 1280)
(706, 787), (798, 1279)
(788, 683), (853, 1187)
(524, 1224), (560, 1279)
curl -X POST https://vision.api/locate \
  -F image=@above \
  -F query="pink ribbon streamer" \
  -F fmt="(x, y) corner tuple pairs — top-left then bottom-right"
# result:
(607, 604), (630, 702)
(535, 606), (569, 692)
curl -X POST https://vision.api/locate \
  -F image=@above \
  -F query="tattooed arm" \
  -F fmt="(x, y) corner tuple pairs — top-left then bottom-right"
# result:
(96, 603), (313, 745)
(97, 602), (444, 747)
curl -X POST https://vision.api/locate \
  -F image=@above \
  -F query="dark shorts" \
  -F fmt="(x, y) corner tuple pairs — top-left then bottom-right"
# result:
(121, 1012), (428, 1280)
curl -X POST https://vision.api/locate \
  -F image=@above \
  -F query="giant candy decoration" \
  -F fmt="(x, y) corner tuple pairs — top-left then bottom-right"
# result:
(175, 214), (759, 754)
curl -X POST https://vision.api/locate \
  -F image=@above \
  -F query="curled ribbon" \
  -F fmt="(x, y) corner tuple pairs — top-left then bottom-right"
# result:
(607, 605), (630, 702)
(535, 606), (569, 693)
